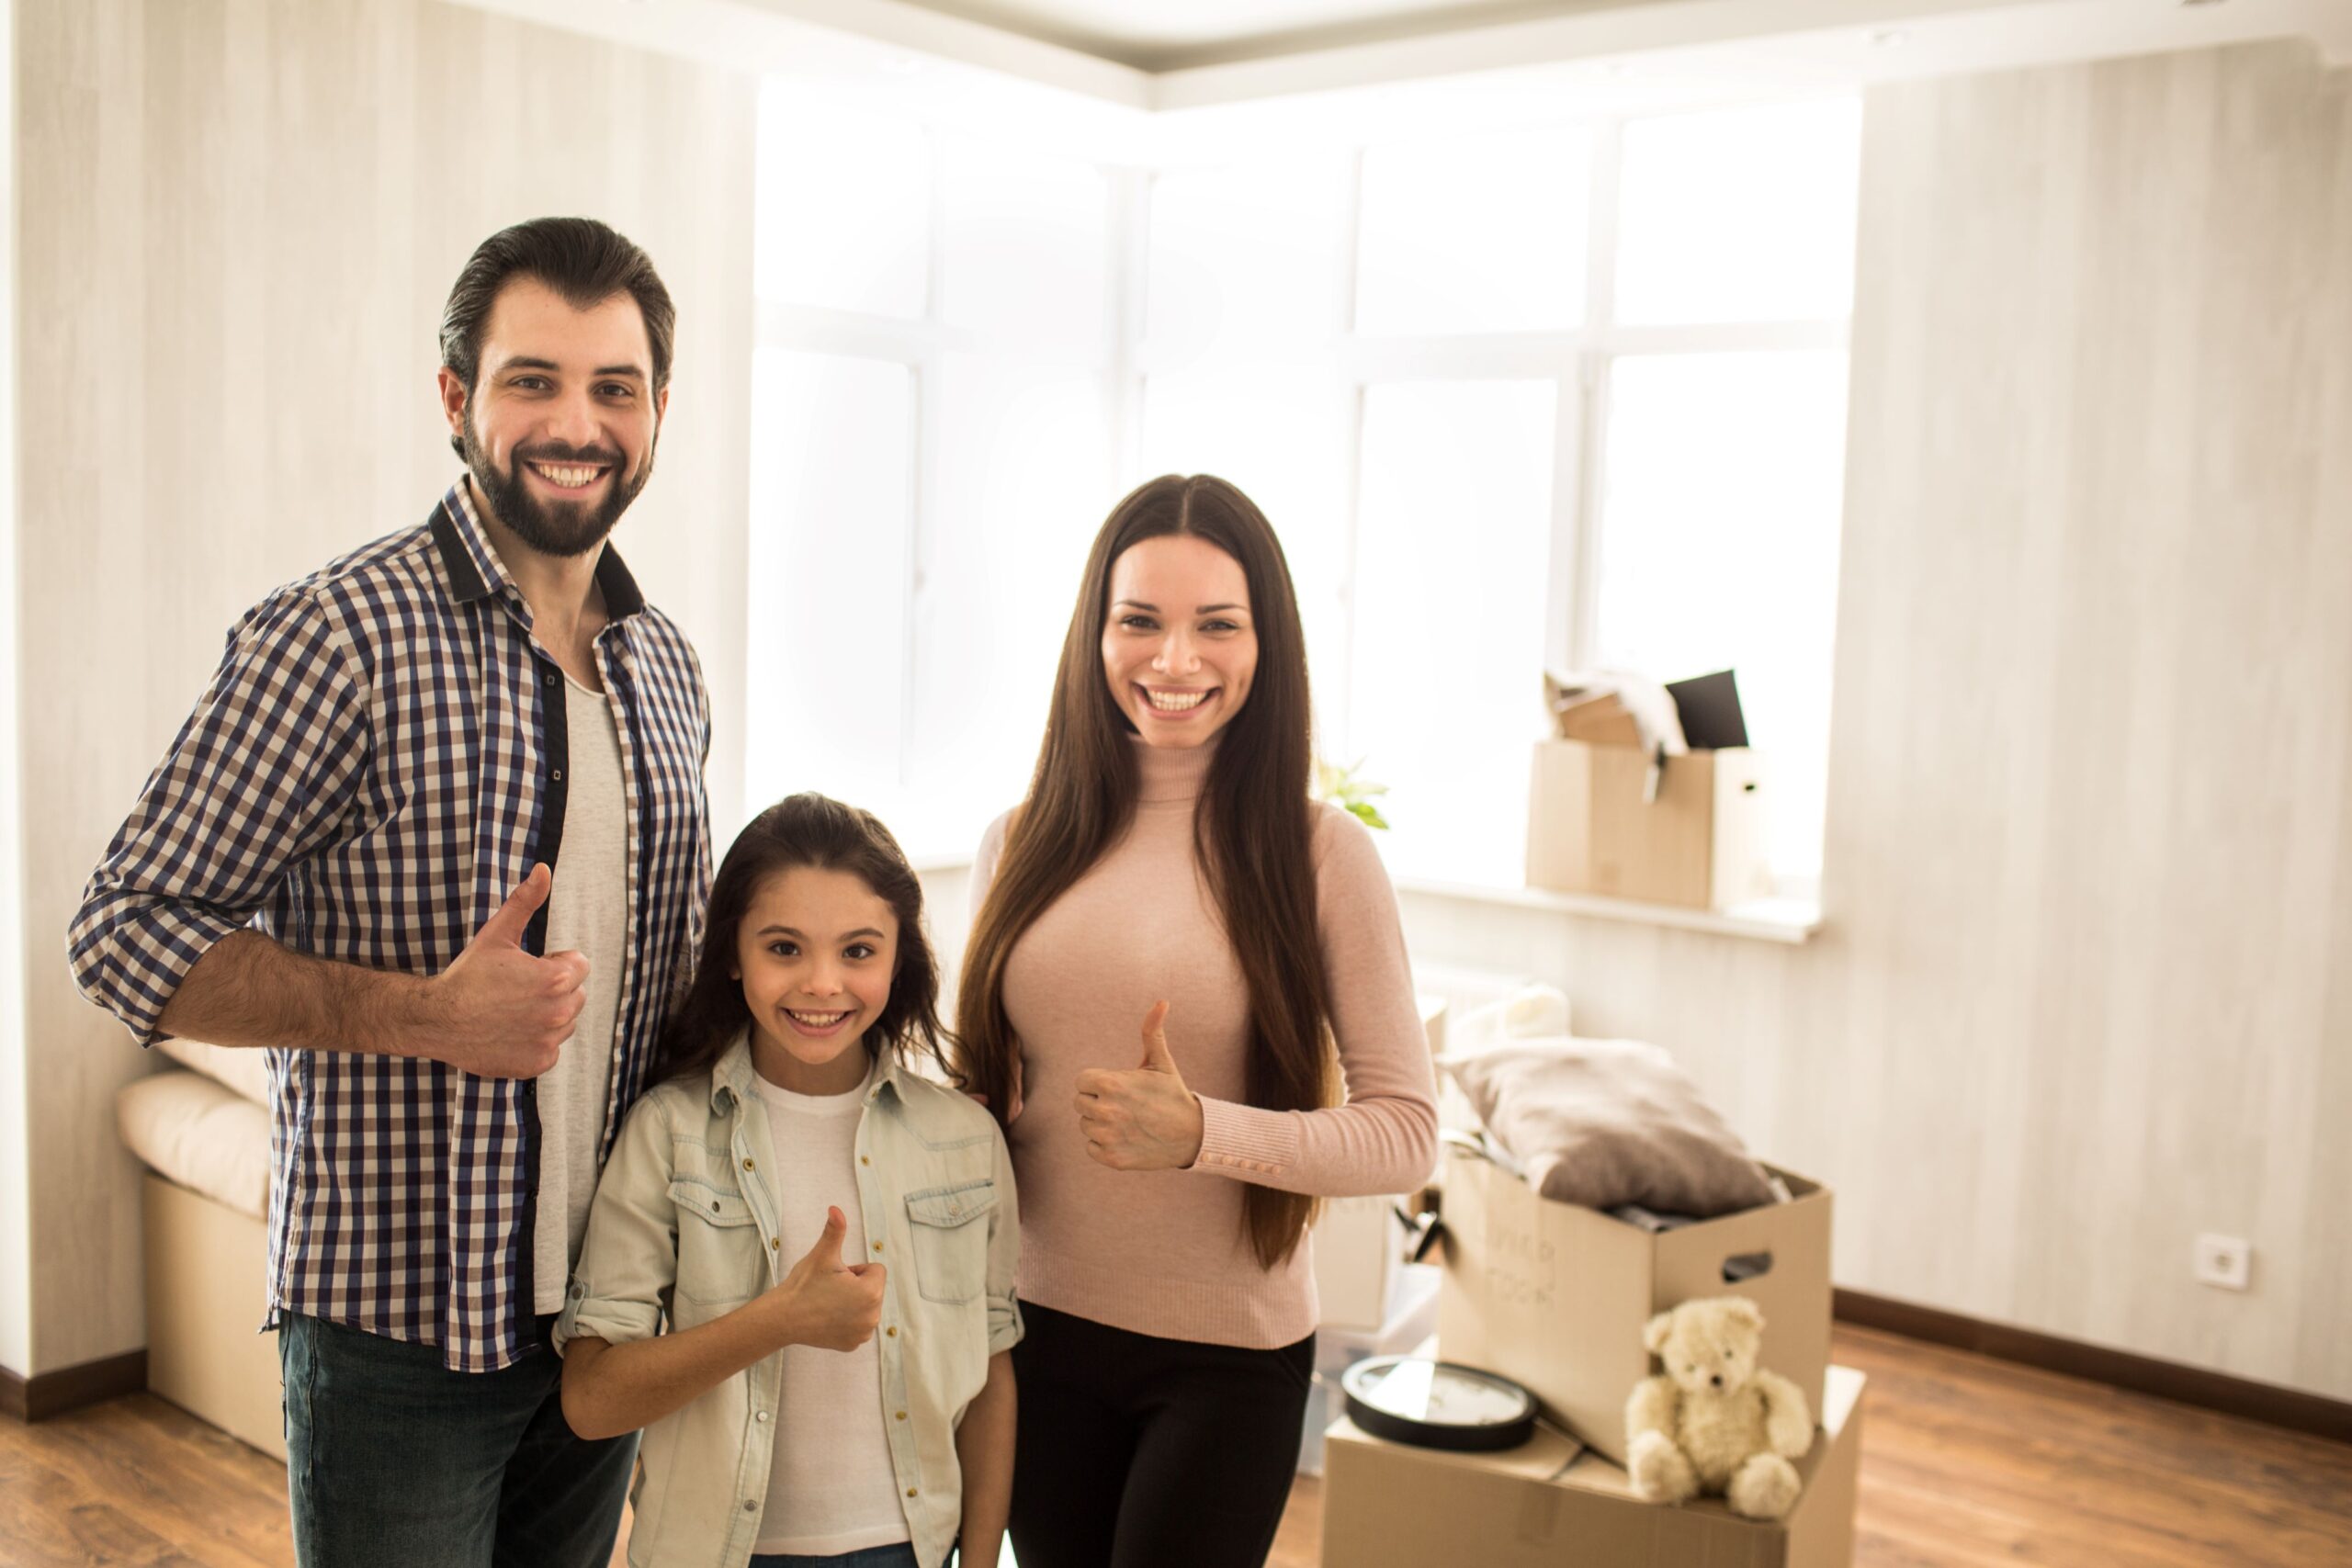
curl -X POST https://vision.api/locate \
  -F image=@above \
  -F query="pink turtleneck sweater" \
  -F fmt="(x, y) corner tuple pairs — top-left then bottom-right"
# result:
(970, 738), (1437, 1349)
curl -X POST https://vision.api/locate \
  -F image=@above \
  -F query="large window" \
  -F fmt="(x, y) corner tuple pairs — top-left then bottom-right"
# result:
(746, 88), (1114, 859)
(751, 84), (1861, 891)
(1138, 98), (1860, 887)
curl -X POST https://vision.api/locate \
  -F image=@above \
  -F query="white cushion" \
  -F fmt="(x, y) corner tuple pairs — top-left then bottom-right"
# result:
(155, 1035), (271, 1106)
(118, 1069), (271, 1221)
(1448, 984), (1573, 1055)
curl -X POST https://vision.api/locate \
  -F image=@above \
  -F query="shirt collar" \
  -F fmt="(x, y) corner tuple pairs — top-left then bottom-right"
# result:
(709, 1028), (911, 1113)
(428, 479), (649, 621)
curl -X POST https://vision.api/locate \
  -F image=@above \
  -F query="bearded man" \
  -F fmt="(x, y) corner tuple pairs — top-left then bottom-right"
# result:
(70, 217), (713, 1568)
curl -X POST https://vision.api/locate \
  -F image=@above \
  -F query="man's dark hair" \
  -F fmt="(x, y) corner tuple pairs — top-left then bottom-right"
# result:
(439, 217), (676, 400)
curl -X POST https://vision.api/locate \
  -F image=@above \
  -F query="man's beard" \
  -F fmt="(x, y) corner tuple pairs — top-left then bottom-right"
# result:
(460, 412), (655, 559)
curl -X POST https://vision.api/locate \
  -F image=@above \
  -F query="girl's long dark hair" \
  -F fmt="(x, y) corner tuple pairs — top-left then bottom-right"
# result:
(953, 474), (1335, 1269)
(652, 793), (945, 1086)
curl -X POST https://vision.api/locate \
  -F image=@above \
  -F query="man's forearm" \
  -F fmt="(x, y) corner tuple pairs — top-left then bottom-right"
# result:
(156, 930), (435, 1056)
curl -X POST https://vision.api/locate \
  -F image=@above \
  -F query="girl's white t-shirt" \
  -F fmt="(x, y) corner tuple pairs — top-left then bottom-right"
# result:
(752, 1059), (911, 1556)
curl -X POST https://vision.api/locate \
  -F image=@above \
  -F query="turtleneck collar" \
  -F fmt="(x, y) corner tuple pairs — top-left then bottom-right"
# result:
(1132, 732), (1218, 805)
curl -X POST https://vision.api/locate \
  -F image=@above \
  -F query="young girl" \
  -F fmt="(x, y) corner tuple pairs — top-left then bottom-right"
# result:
(558, 793), (1019, 1568)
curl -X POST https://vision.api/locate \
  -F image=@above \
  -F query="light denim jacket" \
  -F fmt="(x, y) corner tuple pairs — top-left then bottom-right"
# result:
(555, 1033), (1022, 1568)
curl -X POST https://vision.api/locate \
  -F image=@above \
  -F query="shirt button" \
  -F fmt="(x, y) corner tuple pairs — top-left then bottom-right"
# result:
(895, 1411), (907, 1421)
(906, 1488), (918, 1499)
(770, 1238), (781, 1250)
(710, 1200), (722, 1213)
(872, 1241), (883, 1253)
(551, 768), (563, 782)
(545, 671), (559, 688)
(886, 1325), (896, 1337)
(754, 1411), (769, 1424)
(742, 1501), (756, 1513)
(742, 1158), (755, 1172)
(860, 1155), (870, 1166)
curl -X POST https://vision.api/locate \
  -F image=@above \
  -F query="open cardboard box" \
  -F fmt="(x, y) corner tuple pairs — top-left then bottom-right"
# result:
(1437, 1146), (1832, 1468)
(1320, 1365), (1864, 1568)
(1526, 739), (1771, 909)
(1528, 669), (1770, 910)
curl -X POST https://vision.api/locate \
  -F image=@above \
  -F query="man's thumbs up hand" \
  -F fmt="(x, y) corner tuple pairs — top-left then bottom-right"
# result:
(1074, 1001), (1205, 1172)
(473, 862), (553, 950)
(415, 864), (589, 1078)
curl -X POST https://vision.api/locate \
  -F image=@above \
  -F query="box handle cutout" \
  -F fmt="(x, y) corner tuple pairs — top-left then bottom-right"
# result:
(1721, 1251), (1773, 1283)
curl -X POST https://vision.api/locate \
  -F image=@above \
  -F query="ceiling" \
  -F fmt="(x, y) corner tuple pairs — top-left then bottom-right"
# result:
(475, 0), (2352, 121)
(877, 0), (1668, 73)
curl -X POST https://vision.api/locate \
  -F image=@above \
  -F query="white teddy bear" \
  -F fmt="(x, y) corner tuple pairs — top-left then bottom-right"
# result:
(1624, 1295), (1815, 1520)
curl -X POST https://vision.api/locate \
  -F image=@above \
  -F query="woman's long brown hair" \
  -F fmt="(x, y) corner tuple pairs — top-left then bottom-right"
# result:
(954, 474), (1336, 1269)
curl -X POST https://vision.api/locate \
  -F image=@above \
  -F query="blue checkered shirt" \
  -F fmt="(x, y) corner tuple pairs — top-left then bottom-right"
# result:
(69, 482), (712, 1372)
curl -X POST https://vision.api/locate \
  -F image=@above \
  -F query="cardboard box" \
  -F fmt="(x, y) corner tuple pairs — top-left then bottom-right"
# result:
(1437, 1148), (1832, 1468)
(1314, 1193), (1415, 1336)
(1526, 739), (1771, 910)
(1320, 1365), (1865, 1568)
(1298, 1267), (1441, 1476)
(1312, 995), (1451, 1334)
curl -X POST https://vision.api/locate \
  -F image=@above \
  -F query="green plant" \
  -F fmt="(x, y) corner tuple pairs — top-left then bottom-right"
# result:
(1314, 755), (1391, 830)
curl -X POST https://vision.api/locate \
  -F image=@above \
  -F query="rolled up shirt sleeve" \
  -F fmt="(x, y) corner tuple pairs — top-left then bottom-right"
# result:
(983, 1122), (1023, 1357)
(557, 1094), (680, 1353)
(67, 588), (368, 1045)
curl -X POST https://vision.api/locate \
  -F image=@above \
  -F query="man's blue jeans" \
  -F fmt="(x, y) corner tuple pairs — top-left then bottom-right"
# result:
(279, 1313), (636, 1568)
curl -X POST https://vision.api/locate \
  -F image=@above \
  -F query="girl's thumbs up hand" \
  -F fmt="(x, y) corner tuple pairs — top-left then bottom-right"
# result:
(771, 1206), (887, 1352)
(1072, 1002), (1204, 1172)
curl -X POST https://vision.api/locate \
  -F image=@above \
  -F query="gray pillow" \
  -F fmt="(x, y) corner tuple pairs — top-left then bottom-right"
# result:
(1442, 1037), (1774, 1217)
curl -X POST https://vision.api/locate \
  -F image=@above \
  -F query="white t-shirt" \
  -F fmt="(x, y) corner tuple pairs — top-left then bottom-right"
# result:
(753, 1058), (911, 1556)
(533, 674), (628, 1315)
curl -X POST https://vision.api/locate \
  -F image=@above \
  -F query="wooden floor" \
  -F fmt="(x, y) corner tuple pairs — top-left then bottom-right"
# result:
(3, 1325), (2346, 1567)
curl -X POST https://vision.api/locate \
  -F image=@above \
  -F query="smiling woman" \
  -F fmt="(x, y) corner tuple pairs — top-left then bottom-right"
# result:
(1101, 533), (1260, 739)
(953, 473), (1438, 1568)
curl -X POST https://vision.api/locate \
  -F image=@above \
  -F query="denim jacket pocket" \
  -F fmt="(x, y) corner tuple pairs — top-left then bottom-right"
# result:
(904, 1179), (996, 1304)
(670, 1178), (762, 1307)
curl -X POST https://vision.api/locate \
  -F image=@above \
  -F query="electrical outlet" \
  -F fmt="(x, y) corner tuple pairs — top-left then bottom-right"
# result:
(2193, 1234), (2252, 1292)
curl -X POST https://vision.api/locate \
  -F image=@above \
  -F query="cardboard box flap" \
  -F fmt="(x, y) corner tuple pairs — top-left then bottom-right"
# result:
(1554, 693), (1644, 747)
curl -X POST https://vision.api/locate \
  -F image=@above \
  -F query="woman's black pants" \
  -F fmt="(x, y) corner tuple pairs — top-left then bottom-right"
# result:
(1008, 1302), (1315, 1568)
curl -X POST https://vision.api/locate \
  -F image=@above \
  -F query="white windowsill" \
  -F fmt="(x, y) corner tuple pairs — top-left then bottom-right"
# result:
(1393, 877), (1822, 944)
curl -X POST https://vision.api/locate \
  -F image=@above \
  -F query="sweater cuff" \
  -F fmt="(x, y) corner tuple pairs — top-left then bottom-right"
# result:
(1192, 1096), (1299, 1179)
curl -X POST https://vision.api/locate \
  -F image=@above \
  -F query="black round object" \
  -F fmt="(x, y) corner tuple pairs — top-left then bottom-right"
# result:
(1340, 1355), (1538, 1452)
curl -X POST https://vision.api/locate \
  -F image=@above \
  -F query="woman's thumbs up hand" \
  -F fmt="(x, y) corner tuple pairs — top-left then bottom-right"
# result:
(1073, 1001), (1205, 1171)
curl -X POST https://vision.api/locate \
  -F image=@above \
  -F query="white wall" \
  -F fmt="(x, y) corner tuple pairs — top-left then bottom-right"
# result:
(7, 0), (754, 1378)
(0, 0), (29, 1381)
(1395, 40), (2352, 1401)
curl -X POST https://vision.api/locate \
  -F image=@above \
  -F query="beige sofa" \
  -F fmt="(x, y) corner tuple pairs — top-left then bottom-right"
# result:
(117, 1043), (284, 1460)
